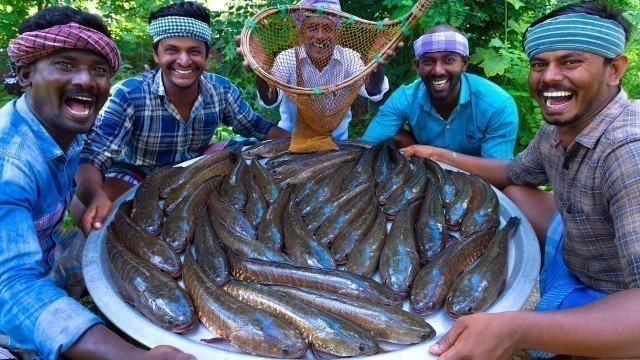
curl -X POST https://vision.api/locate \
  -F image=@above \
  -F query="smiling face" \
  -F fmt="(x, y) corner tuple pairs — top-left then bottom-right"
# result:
(299, 16), (338, 70)
(153, 37), (208, 96)
(18, 48), (111, 148)
(528, 50), (622, 129)
(415, 51), (468, 107)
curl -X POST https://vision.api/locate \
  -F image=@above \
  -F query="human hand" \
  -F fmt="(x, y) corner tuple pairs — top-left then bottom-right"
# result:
(80, 191), (113, 236)
(235, 34), (267, 69)
(429, 312), (518, 360)
(400, 144), (439, 159)
(142, 345), (196, 360)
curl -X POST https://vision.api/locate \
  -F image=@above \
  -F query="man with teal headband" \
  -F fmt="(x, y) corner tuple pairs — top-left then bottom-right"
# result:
(406, 2), (640, 358)
(362, 24), (518, 160)
(71, 1), (291, 234)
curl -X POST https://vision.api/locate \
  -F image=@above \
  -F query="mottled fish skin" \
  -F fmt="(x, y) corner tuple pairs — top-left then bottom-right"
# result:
(193, 209), (230, 286)
(344, 207), (387, 277)
(460, 174), (500, 238)
(244, 172), (267, 228)
(383, 157), (428, 219)
(257, 187), (292, 250)
(341, 142), (380, 192)
(250, 157), (279, 205)
(207, 190), (256, 240)
(331, 196), (378, 265)
(423, 159), (457, 207)
(277, 151), (362, 188)
(162, 158), (233, 214)
(415, 174), (448, 264)
(111, 200), (182, 278)
(445, 170), (473, 230)
(241, 137), (292, 159)
(374, 139), (394, 184)
(410, 227), (497, 315)
(272, 286), (435, 345)
(219, 155), (248, 211)
(379, 205), (420, 299)
(228, 252), (401, 308)
(445, 217), (520, 319)
(223, 281), (378, 357)
(208, 211), (293, 265)
(270, 149), (353, 178)
(131, 166), (174, 235)
(182, 250), (307, 358)
(162, 177), (220, 252)
(106, 228), (197, 333)
(305, 181), (374, 234)
(297, 161), (354, 217)
(315, 191), (376, 247)
(159, 149), (232, 198)
(283, 197), (336, 269)
(375, 152), (412, 205)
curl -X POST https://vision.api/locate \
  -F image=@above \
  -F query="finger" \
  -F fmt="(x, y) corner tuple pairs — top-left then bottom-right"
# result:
(399, 146), (414, 158)
(430, 322), (466, 355)
(397, 41), (404, 48)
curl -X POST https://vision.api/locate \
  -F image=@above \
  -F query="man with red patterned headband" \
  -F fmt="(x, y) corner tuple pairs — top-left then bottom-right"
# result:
(362, 24), (518, 160)
(0, 6), (193, 360)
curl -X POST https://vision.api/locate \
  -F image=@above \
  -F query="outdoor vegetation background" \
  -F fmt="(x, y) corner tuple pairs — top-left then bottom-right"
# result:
(1, 0), (639, 154)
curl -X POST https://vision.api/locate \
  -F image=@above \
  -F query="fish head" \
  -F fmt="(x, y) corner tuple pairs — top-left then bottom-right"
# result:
(311, 329), (378, 357)
(230, 326), (308, 358)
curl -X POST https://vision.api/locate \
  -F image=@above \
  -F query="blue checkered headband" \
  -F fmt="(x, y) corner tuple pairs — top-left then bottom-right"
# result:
(524, 13), (625, 59)
(149, 16), (211, 43)
(413, 32), (469, 59)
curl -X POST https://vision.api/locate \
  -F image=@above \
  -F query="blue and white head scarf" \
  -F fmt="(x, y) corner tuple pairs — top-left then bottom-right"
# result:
(149, 16), (211, 43)
(413, 32), (469, 59)
(524, 13), (625, 59)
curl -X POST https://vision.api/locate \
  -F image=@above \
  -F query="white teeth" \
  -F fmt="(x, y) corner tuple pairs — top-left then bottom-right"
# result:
(176, 69), (192, 74)
(68, 108), (90, 116)
(543, 91), (572, 97)
(433, 79), (447, 86)
(71, 96), (92, 101)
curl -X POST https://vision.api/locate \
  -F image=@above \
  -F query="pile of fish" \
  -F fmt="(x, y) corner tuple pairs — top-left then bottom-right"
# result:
(105, 137), (520, 358)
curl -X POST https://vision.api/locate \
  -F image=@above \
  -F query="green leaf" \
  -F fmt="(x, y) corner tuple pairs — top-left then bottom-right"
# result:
(506, 0), (525, 10)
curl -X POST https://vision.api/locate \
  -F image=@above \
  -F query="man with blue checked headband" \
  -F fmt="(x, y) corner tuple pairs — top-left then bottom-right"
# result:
(71, 1), (291, 235)
(362, 24), (518, 160)
(404, 2), (640, 359)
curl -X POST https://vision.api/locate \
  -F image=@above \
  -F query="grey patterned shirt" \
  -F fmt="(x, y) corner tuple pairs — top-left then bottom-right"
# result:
(507, 89), (640, 293)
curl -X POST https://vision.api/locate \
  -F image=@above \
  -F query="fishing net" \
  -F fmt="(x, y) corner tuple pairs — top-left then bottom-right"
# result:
(239, 0), (434, 153)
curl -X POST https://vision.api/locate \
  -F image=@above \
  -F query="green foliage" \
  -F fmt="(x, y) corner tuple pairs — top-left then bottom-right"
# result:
(1, 0), (639, 155)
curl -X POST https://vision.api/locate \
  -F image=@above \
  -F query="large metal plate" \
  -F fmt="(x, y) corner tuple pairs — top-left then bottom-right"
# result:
(83, 165), (540, 359)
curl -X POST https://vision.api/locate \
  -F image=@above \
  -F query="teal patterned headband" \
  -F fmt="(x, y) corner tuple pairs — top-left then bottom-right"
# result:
(149, 16), (211, 43)
(524, 13), (625, 59)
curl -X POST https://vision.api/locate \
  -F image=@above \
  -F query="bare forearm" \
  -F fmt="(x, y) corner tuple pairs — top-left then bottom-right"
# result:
(256, 75), (278, 106)
(402, 145), (512, 189)
(63, 324), (144, 360)
(514, 288), (640, 357)
(266, 126), (291, 139)
(365, 66), (385, 96)
(75, 164), (106, 206)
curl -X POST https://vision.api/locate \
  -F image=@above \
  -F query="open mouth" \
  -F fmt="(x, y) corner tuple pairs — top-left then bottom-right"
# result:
(174, 68), (194, 75)
(543, 90), (574, 108)
(431, 79), (448, 88)
(310, 40), (332, 50)
(64, 96), (94, 116)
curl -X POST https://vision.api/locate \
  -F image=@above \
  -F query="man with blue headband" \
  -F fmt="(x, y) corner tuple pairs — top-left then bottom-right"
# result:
(362, 24), (518, 160)
(71, 1), (290, 234)
(407, 2), (640, 358)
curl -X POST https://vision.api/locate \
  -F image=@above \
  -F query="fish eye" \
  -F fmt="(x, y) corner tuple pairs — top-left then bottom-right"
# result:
(467, 306), (473, 313)
(282, 347), (290, 355)
(359, 344), (366, 352)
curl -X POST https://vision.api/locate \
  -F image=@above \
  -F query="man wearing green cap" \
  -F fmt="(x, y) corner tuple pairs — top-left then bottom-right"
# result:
(71, 1), (290, 235)
(402, 1), (640, 358)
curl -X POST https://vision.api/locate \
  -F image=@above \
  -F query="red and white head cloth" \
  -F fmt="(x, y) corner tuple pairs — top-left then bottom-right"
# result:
(7, 22), (121, 75)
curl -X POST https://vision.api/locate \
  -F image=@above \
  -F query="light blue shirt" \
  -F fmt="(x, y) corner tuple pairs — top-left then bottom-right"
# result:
(0, 97), (101, 359)
(362, 73), (518, 159)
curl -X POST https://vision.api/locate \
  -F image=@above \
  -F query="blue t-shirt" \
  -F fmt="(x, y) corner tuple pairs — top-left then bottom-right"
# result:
(0, 97), (101, 359)
(362, 73), (519, 159)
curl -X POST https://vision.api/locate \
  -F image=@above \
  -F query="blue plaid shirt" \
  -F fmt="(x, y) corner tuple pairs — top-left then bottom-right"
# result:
(0, 97), (101, 359)
(80, 68), (274, 173)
